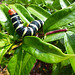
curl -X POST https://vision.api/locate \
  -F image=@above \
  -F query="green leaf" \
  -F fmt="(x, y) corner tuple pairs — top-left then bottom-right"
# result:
(27, 4), (51, 21)
(0, 8), (7, 22)
(0, 4), (14, 35)
(44, 32), (65, 42)
(0, 44), (12, 63)
(52, 63), (61, 75)
(14, 0), (29, 3)
(0, 32), (11, 47)
(0, 32), (8, 39)
(34, 0), (43, 4)
(64, 33), (75, 72)
(61, 59), (70, 68)
(0, 39), (10, 48)
(45, 3), (55, 10)
(43, 3), (75, 33)
(52, 0), (61, 9)
(60, 0), (70, 9)
(8, 46), (36, 75)
(68, 0), (73, 3)
(22, 36), (75, 63)
(8, 4), (34, 26)
(45, 0), (54, 5)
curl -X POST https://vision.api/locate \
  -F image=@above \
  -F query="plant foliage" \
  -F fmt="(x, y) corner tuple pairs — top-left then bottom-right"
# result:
(0, 0), (75, 75)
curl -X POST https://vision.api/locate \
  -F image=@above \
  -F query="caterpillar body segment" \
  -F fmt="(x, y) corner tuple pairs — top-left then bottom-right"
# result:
(8, 9), (44, 37)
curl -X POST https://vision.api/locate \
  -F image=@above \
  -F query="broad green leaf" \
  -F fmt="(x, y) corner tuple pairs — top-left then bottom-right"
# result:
(35, 0), (43, 4)
(14, 0), (29, 3)
(27, 4), (51, 21)
(44, 32), (65, 42)
(0, 32), (8, 39)
(64, 33), (75, 72)
(6, 0), (43, 4)
(45, 0), (54, 4)
(9, 4), (34, 26)
(0, 40), (6, 47)
(45, 0), (55, 11)
(52, 63), (61, 75)
(28, 0), (36, 4)
(61, 59), (70, 68)
(68, 0), (74, 3)
(0, 8), (7, 22)
(52, 0), (61, 9)
(43, 3), (75, 33)
(0, 44), (12, 63)
(22, 36), (75, 63)
(0, 5), (14, 35)
(8, 46), (36, 75)
(67, 21), (75, 33)
(0, 39), (10, 48)
(0, 32), (11, 47)
(60, 0), (70, 9)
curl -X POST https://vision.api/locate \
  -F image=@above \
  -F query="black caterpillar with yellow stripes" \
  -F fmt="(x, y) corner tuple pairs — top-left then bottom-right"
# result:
(8, 9), (44, 37)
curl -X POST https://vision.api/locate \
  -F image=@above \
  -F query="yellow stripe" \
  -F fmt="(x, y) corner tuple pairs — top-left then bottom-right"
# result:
(28, 27), (33, 36)
(29, 24), (38, 31)
(15, 24), (23, 31)
(13, 21), (17, 25)
(22, 27), (28, 37)
(11, 15), (19, 19)
(13, 20), (21, 25)
(35, 20), (41, 27)
(41, 20), (44, 25)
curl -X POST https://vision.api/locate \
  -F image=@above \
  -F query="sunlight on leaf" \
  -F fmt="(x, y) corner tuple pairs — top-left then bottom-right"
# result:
(0, 9), (7, 22)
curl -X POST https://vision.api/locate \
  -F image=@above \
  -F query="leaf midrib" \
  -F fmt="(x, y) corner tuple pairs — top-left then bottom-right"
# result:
(28, 7), (47, 21)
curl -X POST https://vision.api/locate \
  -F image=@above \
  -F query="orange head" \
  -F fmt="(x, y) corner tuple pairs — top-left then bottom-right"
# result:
(8, 9), (16, 15)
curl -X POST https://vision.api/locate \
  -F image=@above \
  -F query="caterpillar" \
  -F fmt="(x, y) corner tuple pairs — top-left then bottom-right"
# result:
(8, 9), (44, 37)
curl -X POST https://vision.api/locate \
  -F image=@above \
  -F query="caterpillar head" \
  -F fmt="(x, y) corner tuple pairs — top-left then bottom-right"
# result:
(8, 9), (16, 15)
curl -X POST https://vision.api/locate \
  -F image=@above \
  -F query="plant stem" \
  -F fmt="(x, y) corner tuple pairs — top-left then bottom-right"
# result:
(36, 29), (68, 37)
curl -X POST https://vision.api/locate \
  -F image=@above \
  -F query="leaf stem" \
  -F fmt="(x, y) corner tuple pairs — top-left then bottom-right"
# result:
(36, 29), (68, 37)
